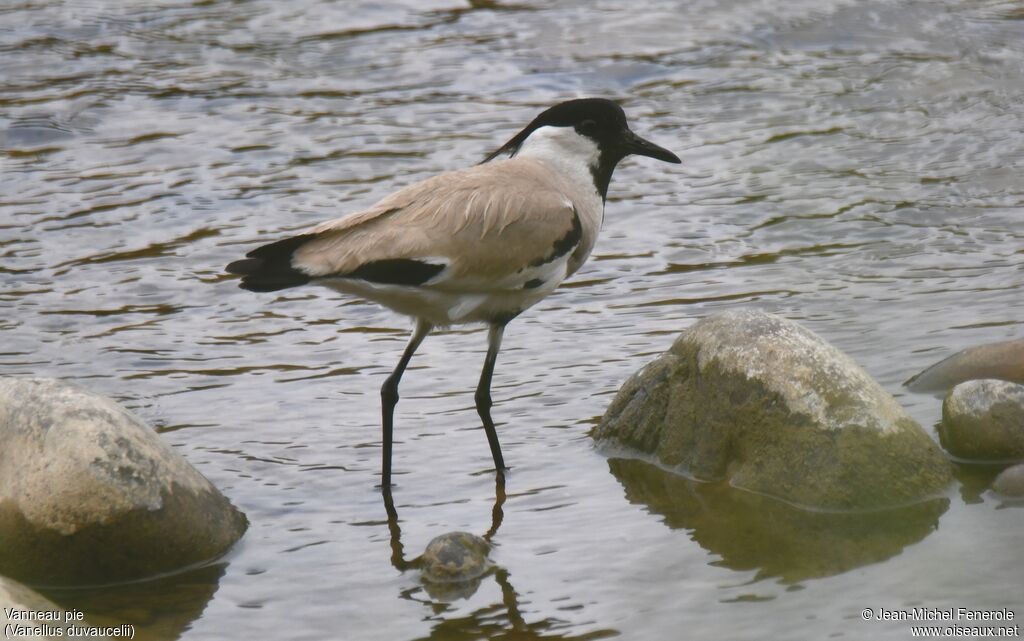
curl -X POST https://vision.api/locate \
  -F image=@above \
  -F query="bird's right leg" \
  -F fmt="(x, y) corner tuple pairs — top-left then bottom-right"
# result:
(380, 318), (432, 491)
(475, 322), (508, 474)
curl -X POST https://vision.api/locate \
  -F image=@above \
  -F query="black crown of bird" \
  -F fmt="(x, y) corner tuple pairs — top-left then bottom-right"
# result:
(227, 97), (680, 491)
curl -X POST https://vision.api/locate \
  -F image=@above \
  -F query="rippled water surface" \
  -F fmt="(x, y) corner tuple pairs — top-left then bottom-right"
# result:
(3, 0), (1023, 639)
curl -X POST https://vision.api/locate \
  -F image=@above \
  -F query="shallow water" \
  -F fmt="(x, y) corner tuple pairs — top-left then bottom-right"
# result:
(2, 0), (1023, 639)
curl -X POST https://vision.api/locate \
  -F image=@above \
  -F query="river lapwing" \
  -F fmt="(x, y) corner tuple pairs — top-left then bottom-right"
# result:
(226, 98), (680, 490)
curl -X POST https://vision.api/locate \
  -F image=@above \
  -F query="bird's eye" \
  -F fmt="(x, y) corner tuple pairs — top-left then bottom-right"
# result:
(577, 119), (598, 135)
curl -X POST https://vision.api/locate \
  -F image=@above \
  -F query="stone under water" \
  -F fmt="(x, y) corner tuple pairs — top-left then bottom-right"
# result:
(992, 464), (1024, 498)
(0, 575), (112, 640)
(606, 457), (949, 583)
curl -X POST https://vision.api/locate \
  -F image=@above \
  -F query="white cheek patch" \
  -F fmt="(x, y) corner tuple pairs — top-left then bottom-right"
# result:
(516, 126), (601, 172)
(514, 126), (603, 206)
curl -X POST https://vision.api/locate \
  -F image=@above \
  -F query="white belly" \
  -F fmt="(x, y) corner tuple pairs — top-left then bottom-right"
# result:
(318, 256), (568, 326)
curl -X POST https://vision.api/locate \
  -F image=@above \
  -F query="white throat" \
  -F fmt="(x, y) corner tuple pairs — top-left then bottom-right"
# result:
(514, 126), (601, 196)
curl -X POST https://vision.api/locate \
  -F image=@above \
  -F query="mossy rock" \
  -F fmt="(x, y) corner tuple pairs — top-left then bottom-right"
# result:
(940, 379), (1024, 461)
(594, 310), (952, 510)
(419, 531), (491, 584)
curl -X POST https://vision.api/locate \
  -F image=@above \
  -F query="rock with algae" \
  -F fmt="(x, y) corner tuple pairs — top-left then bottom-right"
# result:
(594, 310), (952, 510)
(939, 379), (1024, 461)
(0, 377), (247, 586)
(420, 531), (491, 583)
(418, 531), (491, 600)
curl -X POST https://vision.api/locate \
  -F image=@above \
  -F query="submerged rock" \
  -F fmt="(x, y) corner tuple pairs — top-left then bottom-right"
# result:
(905, 339), (1024, 392)
(607, 457), (948, 583)
(594, 310), (952, 510)
(0, 377), (247, 586)
(0, 575), (111, 640)
(940, 379), (1024, 461)
(992, 464), (1024, 498)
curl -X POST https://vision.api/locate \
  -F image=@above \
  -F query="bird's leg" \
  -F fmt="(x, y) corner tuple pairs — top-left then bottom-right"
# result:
(380, 318), (432, 490)
(475, 322), (508, 474)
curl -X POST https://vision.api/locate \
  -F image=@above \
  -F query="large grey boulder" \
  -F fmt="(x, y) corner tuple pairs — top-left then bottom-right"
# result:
(905, 339), (1024, 392)
(594, 310), (952, 510)
(0, 377), (247, 586)
(939, 379), (1024, 461)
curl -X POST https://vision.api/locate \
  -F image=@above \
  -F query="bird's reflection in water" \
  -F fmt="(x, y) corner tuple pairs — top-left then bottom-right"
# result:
(381, 478), (618, 640)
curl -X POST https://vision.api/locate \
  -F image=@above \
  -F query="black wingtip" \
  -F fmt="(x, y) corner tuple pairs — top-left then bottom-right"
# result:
(226, 258), (262, 275)
(226, 234), (316, 292)
(237, 276), (311, 292)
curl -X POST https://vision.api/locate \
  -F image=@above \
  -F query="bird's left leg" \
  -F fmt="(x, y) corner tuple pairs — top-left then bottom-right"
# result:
(475, 322), (509, 474)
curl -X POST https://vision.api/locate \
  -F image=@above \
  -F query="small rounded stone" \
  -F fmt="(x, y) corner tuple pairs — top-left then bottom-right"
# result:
(420, 531), (491, 583)
(940, 379), (1024, 461)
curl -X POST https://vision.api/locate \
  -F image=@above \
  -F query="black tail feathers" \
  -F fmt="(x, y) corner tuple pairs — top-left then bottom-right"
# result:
(226, 234), (315, 292)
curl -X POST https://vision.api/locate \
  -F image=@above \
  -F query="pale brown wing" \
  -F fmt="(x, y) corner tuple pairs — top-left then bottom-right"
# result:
(292, 158), (581, 291)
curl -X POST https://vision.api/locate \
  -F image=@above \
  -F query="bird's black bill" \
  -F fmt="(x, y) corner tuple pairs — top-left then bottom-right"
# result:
(624, 130), (681, 164)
